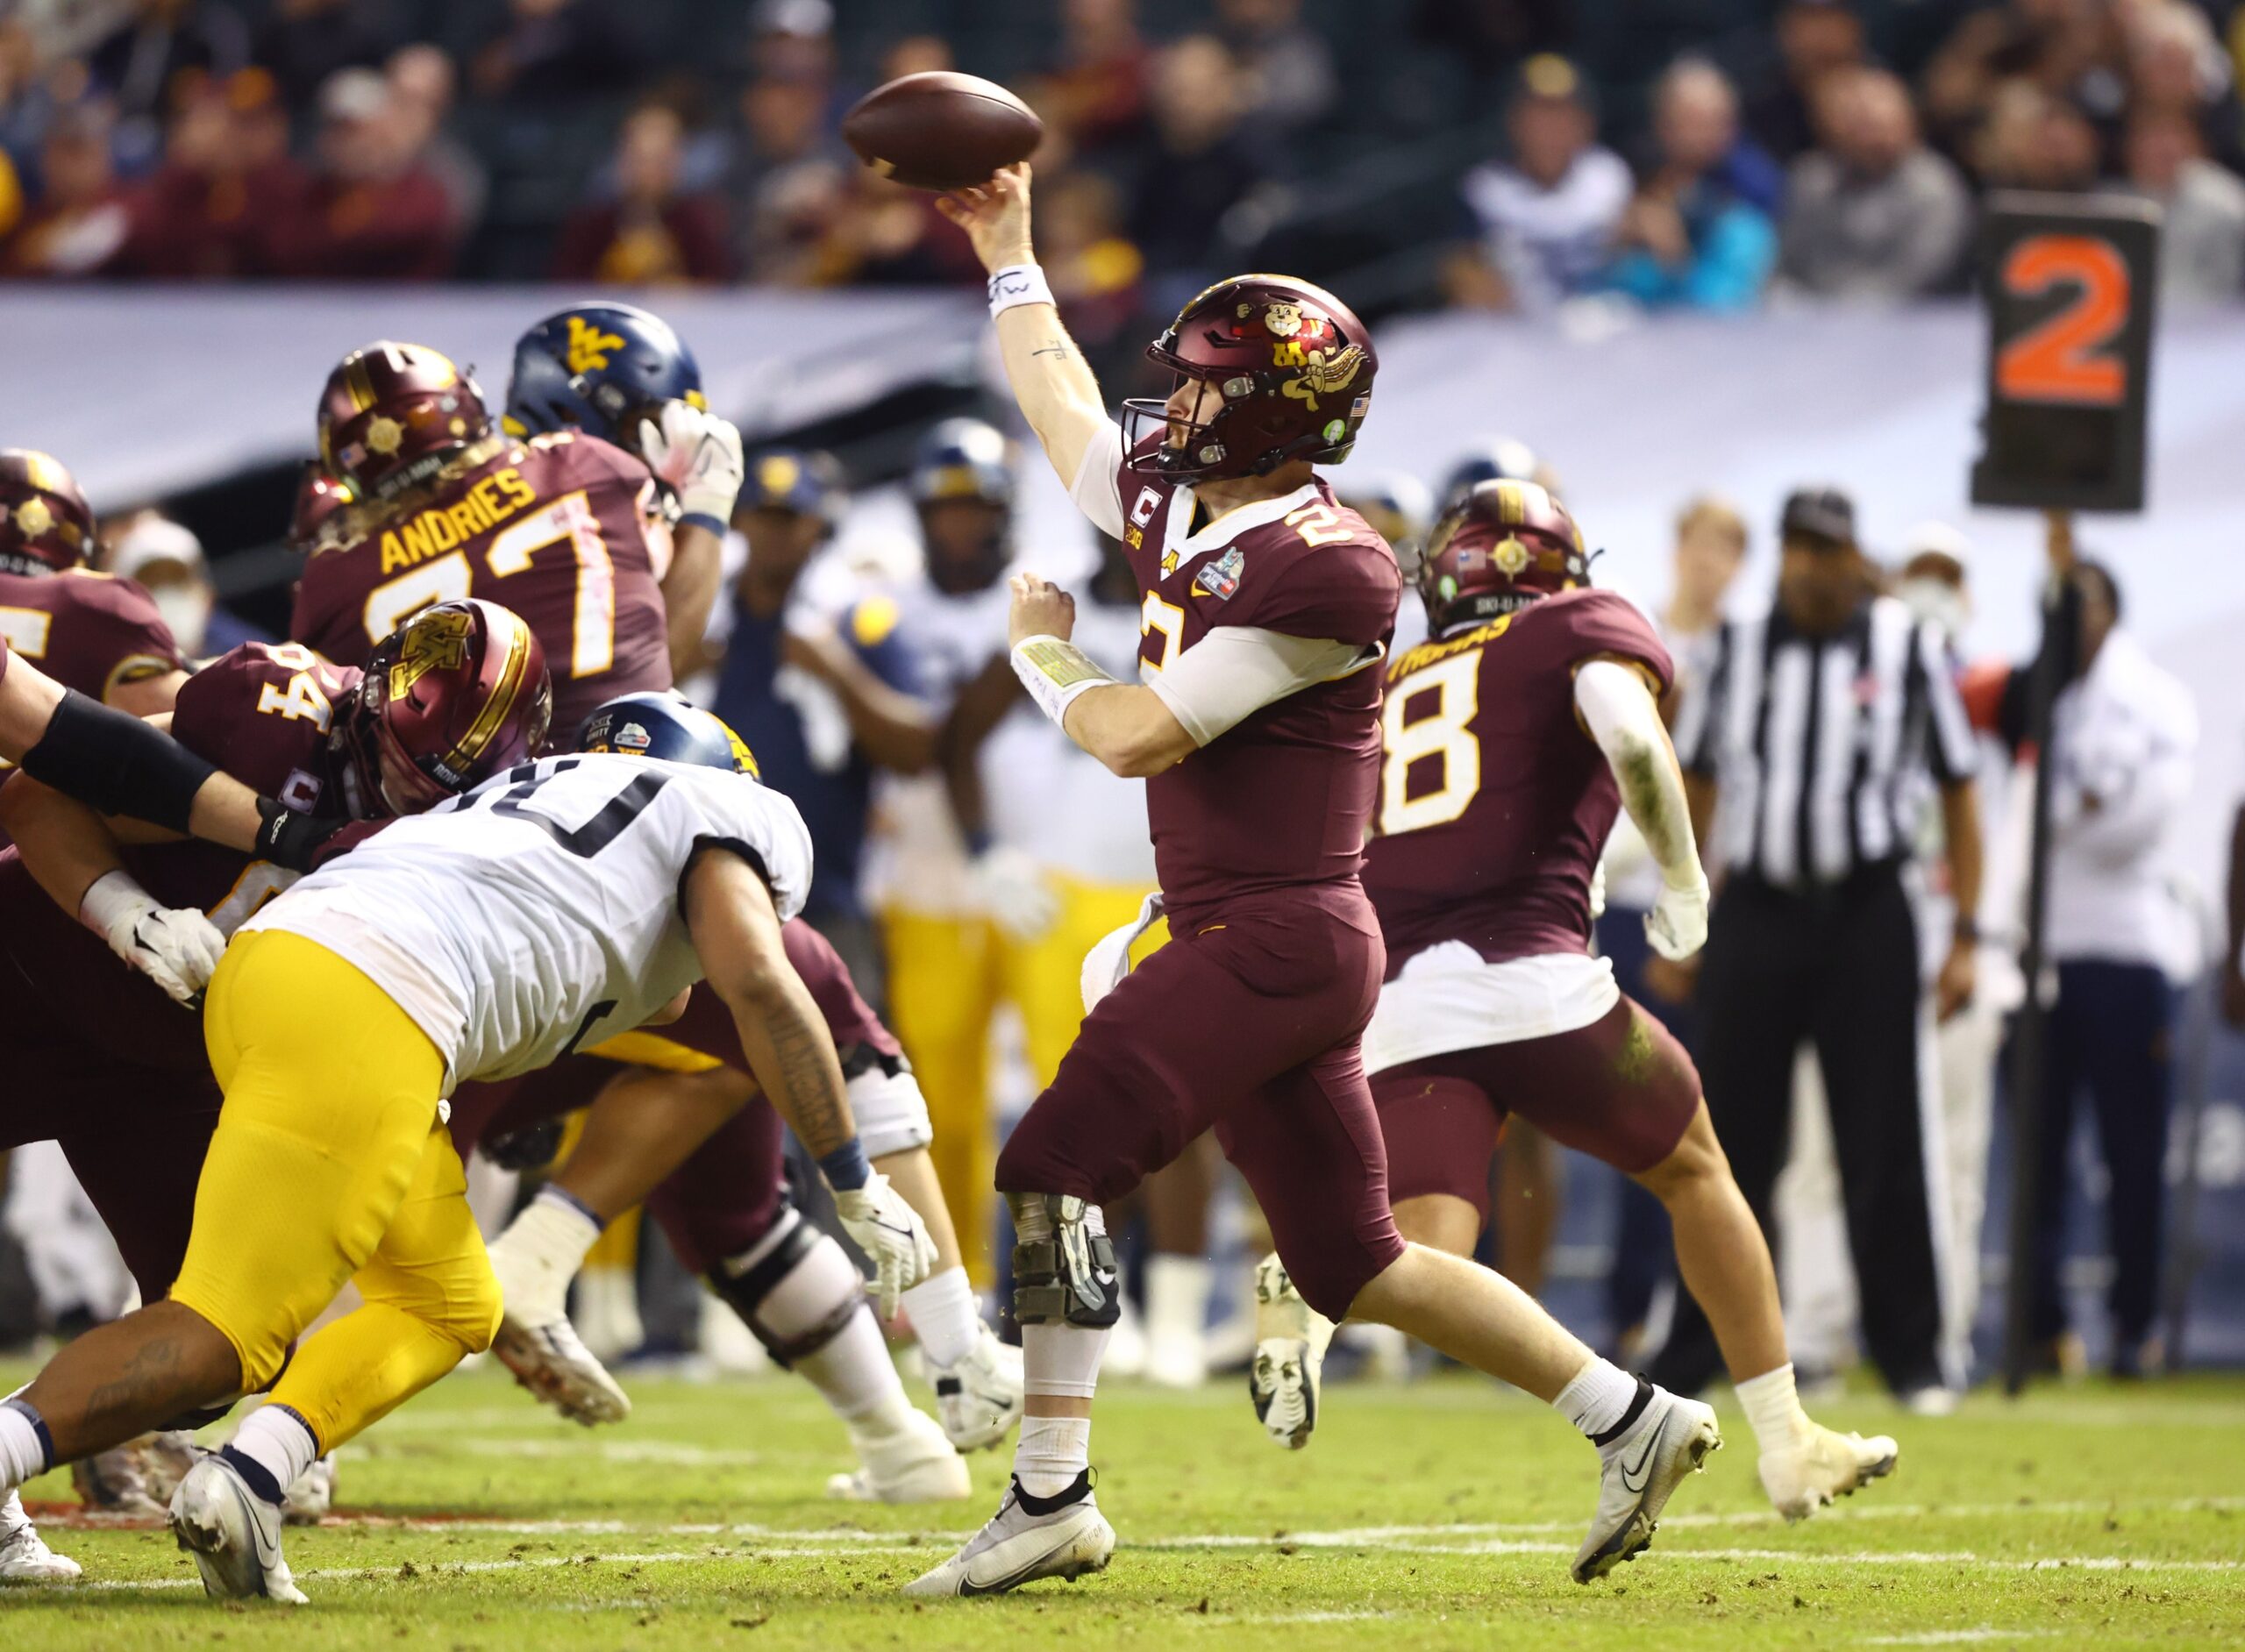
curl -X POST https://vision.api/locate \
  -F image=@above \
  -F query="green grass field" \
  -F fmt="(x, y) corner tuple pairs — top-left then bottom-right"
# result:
(4, 1357), (2241, 1649)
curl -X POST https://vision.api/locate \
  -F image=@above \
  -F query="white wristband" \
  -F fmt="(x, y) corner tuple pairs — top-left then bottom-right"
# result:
(79, 867), (154, 938)
(988, 263), (1055, 317)
(1011, 634), (1115, 729)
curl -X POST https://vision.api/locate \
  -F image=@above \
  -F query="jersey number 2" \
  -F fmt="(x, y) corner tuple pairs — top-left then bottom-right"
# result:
(1379, 652), (1482, 836)
(361, 492), (617, 679)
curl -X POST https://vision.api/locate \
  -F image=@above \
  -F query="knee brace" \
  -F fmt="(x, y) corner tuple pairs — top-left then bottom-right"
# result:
(1008, 1193), (1120, 1329)
(845, 1048), (933, 1161)
(705, 1207), (864, 1368)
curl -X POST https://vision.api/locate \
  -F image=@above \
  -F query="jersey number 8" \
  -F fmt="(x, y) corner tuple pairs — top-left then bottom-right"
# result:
(1379, 651), (1481, 837)
(361, 492), (616, 680)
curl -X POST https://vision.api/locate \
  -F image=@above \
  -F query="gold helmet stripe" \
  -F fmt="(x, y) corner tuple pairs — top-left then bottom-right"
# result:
(345, 353), (377, 413)
(448, 613), (533, 773)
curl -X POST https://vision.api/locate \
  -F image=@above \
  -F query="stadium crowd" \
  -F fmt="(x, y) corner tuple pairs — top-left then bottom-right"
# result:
(3, 0), (2245, 314)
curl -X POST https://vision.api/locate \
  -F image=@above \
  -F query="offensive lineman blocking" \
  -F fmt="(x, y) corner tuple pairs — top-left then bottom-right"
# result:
(911, 164), (1721, 1598)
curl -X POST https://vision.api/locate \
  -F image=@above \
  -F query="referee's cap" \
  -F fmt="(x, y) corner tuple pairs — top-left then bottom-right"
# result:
(1778, 486), (1857, 547)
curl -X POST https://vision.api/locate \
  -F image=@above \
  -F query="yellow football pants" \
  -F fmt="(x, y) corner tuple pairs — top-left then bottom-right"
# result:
(177, 930), (501, 1452)
(881, 874), (1164, 1287)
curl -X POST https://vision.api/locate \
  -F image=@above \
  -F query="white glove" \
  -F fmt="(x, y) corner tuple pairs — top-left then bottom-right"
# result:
(82, 871), (226, 1006)
(1644, 871), (1710, 962)
(638, 400), (745, 525)
(831, 1171), (939, 1320)
(973, 844), (1060, 942)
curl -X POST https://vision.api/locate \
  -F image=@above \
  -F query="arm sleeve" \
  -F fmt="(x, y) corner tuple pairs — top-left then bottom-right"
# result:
(1069, 422), (1129, 539)
(1912, 620), (1979, 784)
(1576, 659), (1697, 879)
(1144, 625), (1370, 747)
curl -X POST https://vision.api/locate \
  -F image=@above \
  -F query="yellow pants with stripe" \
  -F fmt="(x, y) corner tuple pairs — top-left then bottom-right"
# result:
(176, 931), (502, 1452)
(881, 873), (1165, 1287)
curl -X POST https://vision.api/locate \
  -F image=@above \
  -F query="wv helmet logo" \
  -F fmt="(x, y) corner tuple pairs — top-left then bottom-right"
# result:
(565, 316), (628, 374)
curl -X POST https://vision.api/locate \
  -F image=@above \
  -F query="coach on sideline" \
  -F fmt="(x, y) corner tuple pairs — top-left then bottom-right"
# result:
(1650, 486), (1982, 1409)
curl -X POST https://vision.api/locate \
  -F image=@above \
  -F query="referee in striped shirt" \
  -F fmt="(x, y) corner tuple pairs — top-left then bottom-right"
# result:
(1651, 487), (1984, 1404)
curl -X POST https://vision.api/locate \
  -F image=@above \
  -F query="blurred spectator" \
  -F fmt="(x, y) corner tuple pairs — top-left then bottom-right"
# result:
(554, 102), (729, 284)
(2031, 559), (2198, 1380)
(2124, 107), (2245, 304)
(1603, 59), (1778, 312)
(112, 71), (296, 277)
(2125, 0), (2242, 169)
(1447, 53), (1630, 311)
(2, 102), (131, 275)
(86, 0), (250, 125)
(1122, 35), (1269, 287)
(1410, 0), (1570, 82)
(253, 0), (389, 114)
(879, 36), (953, 82)
(471, 0), (637, 106)
(265, 66), (455, 279)
(1921, 0), (2121, 160)
(388, 44), (486, 233)
(1215, 0), (1336, 139)
(731, 67), (848, 282)
(1780, 68), (1971, 300)
(1746, 0), (1869, 162)
(745, 0), (836, 89)
(1036, 0), (1152, 158)
(1038, 167), (1146, 367)
(1971, 80), (2103, 190)
(810, 169), (974, 288)
(105, 511), (267, 657)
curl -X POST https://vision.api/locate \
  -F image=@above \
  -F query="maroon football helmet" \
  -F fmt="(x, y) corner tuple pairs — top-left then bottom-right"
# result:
(342, 598), (552, 815)
(317, 341), (492, 504)
(1121, 274), (1378, 479)
(289, 462), (355, 553)
(1419, 479), (1590, 631)
(0, 449), (96, 576)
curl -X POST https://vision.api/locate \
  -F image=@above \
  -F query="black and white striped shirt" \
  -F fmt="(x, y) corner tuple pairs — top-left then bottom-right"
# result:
(1675, 595), (1978, 889)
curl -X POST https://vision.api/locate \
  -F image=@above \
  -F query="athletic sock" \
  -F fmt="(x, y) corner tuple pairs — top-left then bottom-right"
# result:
(1554, 1357), (1644, 1445)
(1144, 1254), (1212, 1351)
(0, 1399), (53, 1492)
(899, 1266), (982, 1371)
(224, 1405), (320, 1507)
(1013, 1414), (1092, 1499)
(497, 1187), (603, 1285)
(1735, 1362), (1813, 1454)
(795, 1302), (902, 1423)
(1023, 1321), (1110, 1401)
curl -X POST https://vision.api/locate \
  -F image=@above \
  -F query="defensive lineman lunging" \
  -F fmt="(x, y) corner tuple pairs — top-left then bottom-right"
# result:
(910, 164), (1721, 1598)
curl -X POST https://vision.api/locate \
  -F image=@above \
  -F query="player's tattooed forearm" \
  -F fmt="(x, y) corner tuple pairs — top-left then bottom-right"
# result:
(1030, 338), (1077, 360)
(768, 1004), (851, 1157)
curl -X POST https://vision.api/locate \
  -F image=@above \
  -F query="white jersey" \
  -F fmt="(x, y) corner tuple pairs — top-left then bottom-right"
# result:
(242, 754), (813, 1090)
(866, 573), (1014, 918)
(982, 594), (1156, 886)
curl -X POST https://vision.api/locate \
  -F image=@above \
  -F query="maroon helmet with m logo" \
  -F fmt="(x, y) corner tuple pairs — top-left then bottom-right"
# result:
(317, 341), (493, 504)
(0, 449), (96, 576)
(343, 598), (552, 815)
(1419, 479), (1591, 631)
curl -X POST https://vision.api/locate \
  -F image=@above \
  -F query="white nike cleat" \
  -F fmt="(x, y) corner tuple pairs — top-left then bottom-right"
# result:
(1572, 1384), (1721, 1584)
(168, 1455), (309, 1604)
(1248, 1252), (1334, 1449)
(930, 1328), (1024, 1452)
(488, 1221), (633, 1426)
(826, 1405), (972, 1503)
(282, 1456), (337, 1527)
(0, 1492), (80, 1583)
(1759, 1423), (1898, 1521)
(902, 1472), (1114, 1597)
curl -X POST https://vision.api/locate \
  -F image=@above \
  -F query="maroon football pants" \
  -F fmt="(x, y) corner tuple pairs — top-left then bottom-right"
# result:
(1374, 994), (1701, 1226)
(995, 896), (1406, 1320)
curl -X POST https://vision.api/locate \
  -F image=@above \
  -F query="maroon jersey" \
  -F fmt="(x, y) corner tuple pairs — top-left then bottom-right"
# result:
(291, 430), (674, 737)
(0, 642), (364, 1075)
(0, 567), (182, 704)
(1108, 445), (1399, 925)
(1364, 589), (1673, 971)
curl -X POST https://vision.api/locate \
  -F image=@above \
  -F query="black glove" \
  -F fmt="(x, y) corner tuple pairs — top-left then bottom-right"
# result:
(484, 1117), (566, 1172)
(254, 798), (348, 872)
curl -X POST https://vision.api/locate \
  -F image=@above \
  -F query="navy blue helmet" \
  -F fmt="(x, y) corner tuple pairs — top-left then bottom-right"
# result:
(579, 692), (758, 777)
(909, 417), (1014, 509)
(1438, 436), (1546, 512)
(505, 303), (704, 446)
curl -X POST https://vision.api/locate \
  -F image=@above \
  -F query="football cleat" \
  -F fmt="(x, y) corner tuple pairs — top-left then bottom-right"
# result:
(929, 1327), (1025, 1452)
(1249, 1252), (1334, 1450)
(73, 1430), (201, 1516)
(1572, 1384), (1721, 1584)
(488, 1220), (633, 1427)
(1759, 1423), (1898, 1522)
(825, 1406), (971, 1503)
(168, 1455), (309, 1604)
(0, 1492), (80, 1584)
(283, 1456), (338, 1527)
(902, 1472), (1114, 1598)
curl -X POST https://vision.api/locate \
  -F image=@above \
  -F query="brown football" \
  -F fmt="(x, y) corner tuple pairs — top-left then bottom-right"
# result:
(841, 71), (1044, 192)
